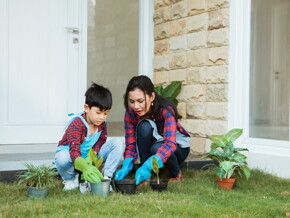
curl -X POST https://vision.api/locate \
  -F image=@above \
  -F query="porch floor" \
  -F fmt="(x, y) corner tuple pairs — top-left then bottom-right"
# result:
(0, 143), (211, 183)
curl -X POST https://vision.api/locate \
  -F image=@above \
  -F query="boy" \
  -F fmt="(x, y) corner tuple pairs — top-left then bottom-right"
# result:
(55, 83), (123, 191)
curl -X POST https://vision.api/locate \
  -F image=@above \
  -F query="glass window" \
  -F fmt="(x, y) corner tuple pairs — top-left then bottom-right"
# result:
(249, 0), (290, 140)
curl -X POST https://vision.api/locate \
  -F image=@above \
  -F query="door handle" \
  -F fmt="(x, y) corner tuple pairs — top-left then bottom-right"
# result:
(65, 27), (79, 34)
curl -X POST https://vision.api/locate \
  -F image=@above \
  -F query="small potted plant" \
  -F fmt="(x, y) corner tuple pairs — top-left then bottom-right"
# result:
(200, 128), (251, 190)
(85, 148), (111, 197)
(149, 156), (168, 192)
(17, 163), (57, 198)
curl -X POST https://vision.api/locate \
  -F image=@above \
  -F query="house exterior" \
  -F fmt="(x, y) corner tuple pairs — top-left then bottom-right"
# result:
(1, 0), (289, 178)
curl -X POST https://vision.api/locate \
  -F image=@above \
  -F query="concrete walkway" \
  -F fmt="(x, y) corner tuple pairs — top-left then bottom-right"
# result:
(0, 143), (212, 183)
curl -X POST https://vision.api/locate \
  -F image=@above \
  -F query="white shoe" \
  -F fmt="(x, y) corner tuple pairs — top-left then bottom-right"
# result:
(63, 174), (79, 191)
(79, 181), (91, 194)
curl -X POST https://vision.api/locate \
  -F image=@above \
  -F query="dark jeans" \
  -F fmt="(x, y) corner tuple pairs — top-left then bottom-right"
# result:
(136, 120), (190, 177)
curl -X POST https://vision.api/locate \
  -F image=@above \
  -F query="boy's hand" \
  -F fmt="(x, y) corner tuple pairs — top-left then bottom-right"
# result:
(82, 166), (103, 183)
(74, 157), (104, 183)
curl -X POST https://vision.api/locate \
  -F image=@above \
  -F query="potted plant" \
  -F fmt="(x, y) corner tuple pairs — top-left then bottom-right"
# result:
(84, 148), (111, 197)
(155, 81), (182, 106)
(17, 163), (57, 198)
(149, 156), (168, 192)
(200, 128), (251, 190)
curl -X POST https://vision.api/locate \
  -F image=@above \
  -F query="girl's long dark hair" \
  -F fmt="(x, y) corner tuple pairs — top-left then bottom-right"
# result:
(124, 75), (181, 135)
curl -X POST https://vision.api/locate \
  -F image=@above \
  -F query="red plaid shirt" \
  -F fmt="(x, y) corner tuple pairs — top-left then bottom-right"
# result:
(58, 113), (107, 162)
(124, 107), (189, 163)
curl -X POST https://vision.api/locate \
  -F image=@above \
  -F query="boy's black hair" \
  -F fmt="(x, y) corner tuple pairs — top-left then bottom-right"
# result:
(85, 83), (112, 110)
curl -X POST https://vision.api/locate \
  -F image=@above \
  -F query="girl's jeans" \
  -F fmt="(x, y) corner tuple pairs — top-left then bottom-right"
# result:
(55, 138), (123, 180)
(137, 120), (190, 178)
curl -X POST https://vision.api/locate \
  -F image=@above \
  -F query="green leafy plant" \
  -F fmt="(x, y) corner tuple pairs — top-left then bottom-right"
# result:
(152, 156), (160, 184)
(200, 128), (251, 180)
(17, 163), (58, 188)
(82, 148), (103, 183)
(88, 148), (103, 169)
(155, 81), (182, 106)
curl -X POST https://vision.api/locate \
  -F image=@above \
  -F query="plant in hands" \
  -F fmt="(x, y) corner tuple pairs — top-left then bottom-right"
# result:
(200, 128), (251, 180)
(135, 155), (164, 185)
(18, 163), (57, 188)
(74, 148), (104, 183)
(152, 156), (160, 184)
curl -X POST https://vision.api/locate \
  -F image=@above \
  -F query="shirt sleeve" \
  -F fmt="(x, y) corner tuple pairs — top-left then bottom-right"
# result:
(155, 108), (177, 163)
(66, 118), (85, 163)
(92, 123), (107, 154)
(124, 110), (138, 162)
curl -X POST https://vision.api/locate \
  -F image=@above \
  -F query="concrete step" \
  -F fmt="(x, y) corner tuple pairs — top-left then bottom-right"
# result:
(0, 143), (215, 183)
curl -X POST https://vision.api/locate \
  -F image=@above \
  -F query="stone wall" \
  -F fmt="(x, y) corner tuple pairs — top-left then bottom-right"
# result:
(153, 0), (230, 155)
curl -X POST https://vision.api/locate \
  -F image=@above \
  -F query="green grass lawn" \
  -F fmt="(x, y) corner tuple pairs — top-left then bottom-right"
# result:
(0, 169), (290, 217)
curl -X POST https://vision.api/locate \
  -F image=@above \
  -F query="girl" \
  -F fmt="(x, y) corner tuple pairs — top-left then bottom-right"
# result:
(115, 75), (190, 185)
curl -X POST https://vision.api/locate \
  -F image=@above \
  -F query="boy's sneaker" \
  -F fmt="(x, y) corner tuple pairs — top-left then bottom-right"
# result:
(63, 174), (79, 191)
(79, 181), (91, 194)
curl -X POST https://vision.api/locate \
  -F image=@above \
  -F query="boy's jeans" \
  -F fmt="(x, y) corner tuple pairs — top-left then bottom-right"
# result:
(55, 138), (124, 181)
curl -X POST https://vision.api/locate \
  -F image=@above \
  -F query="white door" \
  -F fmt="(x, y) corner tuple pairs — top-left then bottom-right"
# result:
(0, 0), (83, 144)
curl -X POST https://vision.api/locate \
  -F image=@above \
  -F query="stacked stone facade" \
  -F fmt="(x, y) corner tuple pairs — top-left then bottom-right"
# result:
(153, 0), (230, 155)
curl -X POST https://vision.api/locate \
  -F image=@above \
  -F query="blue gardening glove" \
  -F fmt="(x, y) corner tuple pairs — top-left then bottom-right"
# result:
(114, 158), (134, 180)
(135, 155), (163, 185)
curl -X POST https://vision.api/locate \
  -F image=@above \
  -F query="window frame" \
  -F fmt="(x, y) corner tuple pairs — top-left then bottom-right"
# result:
(228, 0), (290, 155)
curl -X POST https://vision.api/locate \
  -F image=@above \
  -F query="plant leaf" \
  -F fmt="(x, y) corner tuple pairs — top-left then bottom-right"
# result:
(216, 167), (225, 180)
(220, 161), (234, 173)
(88, 148), (97, 165)
(224, 128), (243, 142)
(209, 135), (227, 148)
(230, 153), (247, 164)
(234, 147), (249, 152)
(154, 85), (163, 96)
(152, 156), (159, 175)
(95, 157), (103, 169)
(161, 81), (182, 99)
(240, 165), (251, 180)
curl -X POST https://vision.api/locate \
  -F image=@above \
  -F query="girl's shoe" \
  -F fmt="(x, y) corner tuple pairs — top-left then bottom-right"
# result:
(169, 171), (183, 182)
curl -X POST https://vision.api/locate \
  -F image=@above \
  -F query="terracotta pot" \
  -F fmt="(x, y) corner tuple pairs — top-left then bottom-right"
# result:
(215, 176), (236, 190)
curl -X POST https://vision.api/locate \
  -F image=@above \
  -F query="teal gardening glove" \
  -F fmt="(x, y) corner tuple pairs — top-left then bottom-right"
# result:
(135, 155), (164, 185)
(74, 157), (103, 183)
(114, 158), (134, 180)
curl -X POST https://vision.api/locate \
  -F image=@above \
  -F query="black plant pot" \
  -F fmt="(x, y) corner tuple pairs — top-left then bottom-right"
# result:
(113, 179), (136, 194)
(150, 179), (168, 192)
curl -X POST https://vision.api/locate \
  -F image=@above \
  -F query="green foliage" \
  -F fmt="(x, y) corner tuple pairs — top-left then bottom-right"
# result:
(154, 81), (182, 106)
(17, 163), (57, 189)
(152, 156), (160, 184)
(200, 128), (251, 180)
(80, 148), (104, 182)
(87, 148), (103, 169)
